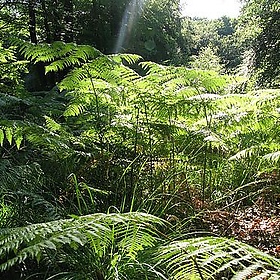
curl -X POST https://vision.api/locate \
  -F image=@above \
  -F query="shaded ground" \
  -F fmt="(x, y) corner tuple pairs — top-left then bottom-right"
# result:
(202, 189), (280, 257)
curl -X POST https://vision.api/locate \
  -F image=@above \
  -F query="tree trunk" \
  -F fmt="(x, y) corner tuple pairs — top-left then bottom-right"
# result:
(51, 0), (62, 41)
(28, 0), (37, 43)
(63, 0), (74, 42)
(41, 0), (51, 43)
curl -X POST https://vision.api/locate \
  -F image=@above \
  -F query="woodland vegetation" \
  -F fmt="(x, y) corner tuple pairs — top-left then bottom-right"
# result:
(0, 0), (280, 279)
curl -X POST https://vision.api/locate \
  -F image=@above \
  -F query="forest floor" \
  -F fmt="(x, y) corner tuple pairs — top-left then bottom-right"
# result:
(202, 188), (280, 257)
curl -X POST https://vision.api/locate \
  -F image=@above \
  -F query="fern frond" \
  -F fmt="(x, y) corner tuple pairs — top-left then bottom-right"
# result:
(229, 146), (261, 161)
(110, 53), (142, 65)
(43, 116), (62, 132)
(86, 56), (117, 83)
(263, 151), (280, 162)
(45, 56), (82, 73)
(117, 223), (156, 260)
(63, 104), (82, 117)
(114, 65), (141, 84)
(188, 93), (222, 102)
(139, 61), (167, 74)
(0, 121), (26, 149)
(12, 39), (103, 70)
(58, 68), (88, 91)
(0, 212), (163, 272)
(0, 129), (4, 146)
(156, 237), (280, 280)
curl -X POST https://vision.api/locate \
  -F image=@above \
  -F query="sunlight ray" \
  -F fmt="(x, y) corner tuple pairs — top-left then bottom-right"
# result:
(114, 0), (146, 53)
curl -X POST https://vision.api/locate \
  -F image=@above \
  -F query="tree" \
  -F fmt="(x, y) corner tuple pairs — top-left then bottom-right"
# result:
(238, 0), (280, 87)
(182, 17), (220, 56)
(0, 0), (187, 64)
(182, 16), (243, 72)
(190, 46), (224, 73)
(121, 0), (189, 64)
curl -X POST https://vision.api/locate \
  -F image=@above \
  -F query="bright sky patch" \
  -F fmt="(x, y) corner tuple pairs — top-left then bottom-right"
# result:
(180, 0), (242, 19)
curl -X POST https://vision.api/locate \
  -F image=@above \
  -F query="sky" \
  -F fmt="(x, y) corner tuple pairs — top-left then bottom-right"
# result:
(180, 0), (243, 19)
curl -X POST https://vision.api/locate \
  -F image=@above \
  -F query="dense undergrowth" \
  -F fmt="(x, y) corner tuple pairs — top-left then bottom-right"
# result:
(0, 41), (280, 279)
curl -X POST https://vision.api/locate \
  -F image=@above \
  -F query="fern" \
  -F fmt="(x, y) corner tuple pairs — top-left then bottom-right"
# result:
(4, 212), (280, 280)
(2, 40), (280, 279)
(263, 151), (280, 162)
(0, 121), (26, 149)
(229, 145), (261, 161)
(0, 129), (4, 146)
(156, 236), (280, 280)
(13, 40), (101, 65)
(109, 53), (142, 65)
(0, 212), (163, 278)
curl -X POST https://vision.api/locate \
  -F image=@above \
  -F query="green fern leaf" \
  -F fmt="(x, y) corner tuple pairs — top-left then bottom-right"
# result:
(157, 237), (280, 280)
(5, 127), (13, 145)
(64, 102), (85, 117)
(0, 212), (162, 272)
(14, 133), (23, 149)
(263, 151), (280, 162)
(0, 129), (4, 146)
(44, 116), (62, 132)
(110, 53), (142, 65)
(229, 146), (260, 161)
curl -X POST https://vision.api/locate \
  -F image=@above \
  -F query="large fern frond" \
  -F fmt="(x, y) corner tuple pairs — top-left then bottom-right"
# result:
(156, 236), (280, 280)
(12, 40), (102, 66)
(0, 212), (163, 273)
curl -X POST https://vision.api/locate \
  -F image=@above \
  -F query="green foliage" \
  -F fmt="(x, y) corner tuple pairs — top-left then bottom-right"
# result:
(0, 159), (61, 227)
(5, 40), (280, 214)
(0, 0), (279, 277)
(157, 236), (280, 279)
(1, 40), (280, 278)
(238, 0), (280, 87)
(2, 0), (188, 64)
(189, 46), (224, 73)
(1, 218), (280, 279)
(0, 40), (232, 218)
(182, 17), (242, 72)
(123, 0), (188, 64)
(0, 212), (163, 279)
(0, 43), (27, 93)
